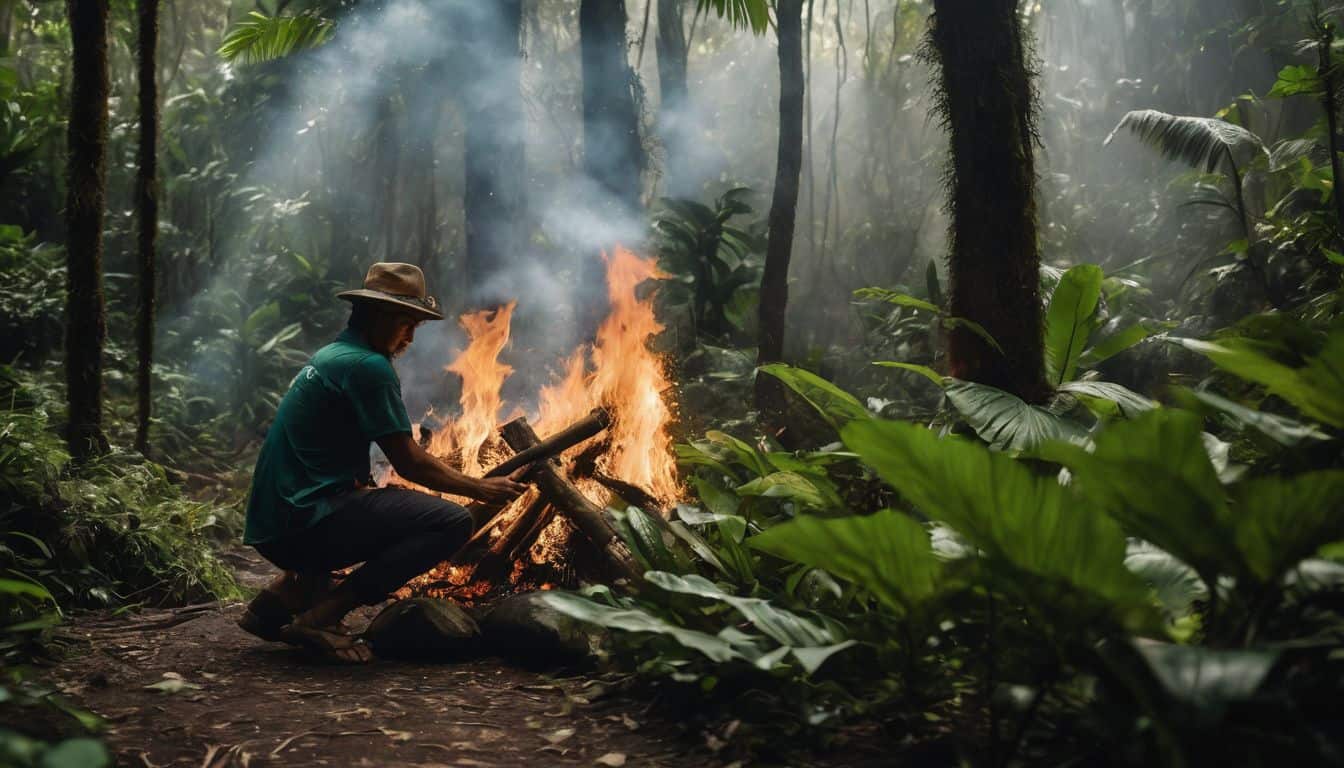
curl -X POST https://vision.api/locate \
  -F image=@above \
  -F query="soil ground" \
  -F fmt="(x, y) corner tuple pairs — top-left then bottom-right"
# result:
(36, 550), (734, 768)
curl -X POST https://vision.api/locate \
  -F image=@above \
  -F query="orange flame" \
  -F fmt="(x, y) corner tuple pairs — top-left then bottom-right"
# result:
(442, 301), (516, 476)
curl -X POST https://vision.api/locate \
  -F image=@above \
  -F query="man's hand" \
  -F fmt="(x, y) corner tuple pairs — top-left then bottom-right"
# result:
(472, 468), (529, 504)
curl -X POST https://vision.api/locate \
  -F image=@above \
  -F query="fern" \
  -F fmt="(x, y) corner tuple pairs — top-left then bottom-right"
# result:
(1104, 109), (1267, 174)
(217, 11), (335, 66)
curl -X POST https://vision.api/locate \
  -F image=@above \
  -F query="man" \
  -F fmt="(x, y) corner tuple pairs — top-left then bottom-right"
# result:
(239, 262), (527, 663)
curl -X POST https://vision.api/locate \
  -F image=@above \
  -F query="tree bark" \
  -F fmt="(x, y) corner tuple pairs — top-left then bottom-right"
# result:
(654, 0), (690, 196)
(134, 0), (159, 455)
(927, 0), (1049, 402)
(463, 0), (526, 307)
(65, 0), (111, 461)
(579, 0), (643, 335)
(754, 0), (805, 429)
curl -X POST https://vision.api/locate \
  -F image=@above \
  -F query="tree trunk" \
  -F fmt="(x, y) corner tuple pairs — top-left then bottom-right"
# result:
(579, 0), (643, 334)
(134, 0), (159, 455)
(754, 0), (805, 429)
(64, 0), (111, 461)
(654, 0), (689, 196)
(927, 0), (1049, 402)
(463, 0), (526, 308)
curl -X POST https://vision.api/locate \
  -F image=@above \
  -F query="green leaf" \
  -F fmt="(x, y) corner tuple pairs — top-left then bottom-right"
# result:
(1131, 642), (1279, 718)
(1041, 410), (1240, 583)
(945, 379), (1088, 452)
(1125, 541), (1207, 625)
(666, 520), (731, 577)
(1079, 322), (1169, 368)
(217, 11), (335, 66)
(1045, 264), (1104, 385)
(1105, 109), (1268, 174)
(874, 361), (946, 387)
(696, 0), (770, 34)
(0, 578), (54, 601)
(941, 317), (1006, 355)
(758, 364), (870, 430)
(39, 738), (110, 768)
(1183, 388), (1331, 447)
(749, 510), (942, 617)
(853, 287), (941, 314)
(1058, 380), (1158, 418)
(735, 471), (844, 512)
(1267, 64), (1324, 98)
(643, 571), (840, 648)
(539, 592), (744, 662)
(1232, 471), (1344, 582)
(842, 420), (1154, 628)
(1174, 334), (1344, 428)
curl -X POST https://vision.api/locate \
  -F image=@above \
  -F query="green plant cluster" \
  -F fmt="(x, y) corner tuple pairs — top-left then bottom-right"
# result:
(1, 366), (241, 663)
(545, 312), (1344, 764)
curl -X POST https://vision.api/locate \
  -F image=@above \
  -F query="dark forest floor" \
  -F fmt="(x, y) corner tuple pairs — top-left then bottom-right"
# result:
(33, 550), (744, 768)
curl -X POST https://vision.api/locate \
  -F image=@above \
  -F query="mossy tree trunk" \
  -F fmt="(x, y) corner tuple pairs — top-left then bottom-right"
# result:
(926, 0), (1049, 403)
(134, 0), (159, 455)
(463, 0), (525, 307)
(65, 0), (111, 460)
(754, 0), (805, 429)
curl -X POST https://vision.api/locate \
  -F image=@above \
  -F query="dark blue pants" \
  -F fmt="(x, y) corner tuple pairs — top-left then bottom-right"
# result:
(254, 488), (473, 605)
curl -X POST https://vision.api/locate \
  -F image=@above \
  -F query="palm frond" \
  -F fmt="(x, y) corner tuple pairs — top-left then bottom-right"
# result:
(1105, 109), (1267, 174)
(217, 11), (335, 67)
(696, 0), (770, 35)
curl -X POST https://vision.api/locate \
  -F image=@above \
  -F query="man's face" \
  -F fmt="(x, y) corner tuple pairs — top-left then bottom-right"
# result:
(370, 310), (423, 358)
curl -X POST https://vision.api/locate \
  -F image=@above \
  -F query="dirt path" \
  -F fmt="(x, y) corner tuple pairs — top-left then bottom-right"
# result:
(44, 552), (722, 768)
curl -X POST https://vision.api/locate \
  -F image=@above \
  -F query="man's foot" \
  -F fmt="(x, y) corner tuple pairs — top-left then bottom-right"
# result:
(237, 571), (341, 642)
(237, 590), (293, 642)
(279, 622), (374, 664)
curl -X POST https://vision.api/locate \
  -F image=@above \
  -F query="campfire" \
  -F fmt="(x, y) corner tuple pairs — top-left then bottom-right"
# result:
(386, 247), (681, 603)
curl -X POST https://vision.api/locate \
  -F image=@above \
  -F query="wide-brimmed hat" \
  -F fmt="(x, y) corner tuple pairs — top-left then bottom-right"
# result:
(336, 262), (444, 321)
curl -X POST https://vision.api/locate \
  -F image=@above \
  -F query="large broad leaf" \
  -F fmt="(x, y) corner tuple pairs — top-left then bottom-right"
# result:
(1041, 410), (1240, 583)
(1231, 471), (1344, 583)
(696, 0), (770, 34)
(1045, 264), (1104, 385)
(1125, 542), (1207, 626)
(643, 572), (839, 647)
(842, 420), (1155, 628)
(735, 471), (845, 512)
(1105, 110), (1267, 173)
(1184, 388), (1331, 447)
(1078, 321), (1169, 368)
(640, 572), (857, 673)
(758, 364), (870, 430)
(539, 592), (744, 663)
(1131, 641), (1279, 720)
(945, 379), (1089, 452)
(1059, 380), (1159, 419)
(1174, 334), (1344, 428)
(749, 509), (942, 617)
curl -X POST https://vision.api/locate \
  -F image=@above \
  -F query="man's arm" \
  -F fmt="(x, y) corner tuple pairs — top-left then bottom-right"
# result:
(376, 432), (528, 507)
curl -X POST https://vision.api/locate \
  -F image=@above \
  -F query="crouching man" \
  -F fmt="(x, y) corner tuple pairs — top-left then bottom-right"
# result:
(239, 262), (527, 663)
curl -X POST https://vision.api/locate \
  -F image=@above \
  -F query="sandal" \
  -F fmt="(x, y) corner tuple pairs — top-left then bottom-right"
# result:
(237, 589), (293, 642)
(279, 622), (374, 664)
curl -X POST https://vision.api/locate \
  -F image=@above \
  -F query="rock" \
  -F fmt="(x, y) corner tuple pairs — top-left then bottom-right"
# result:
(362, 597), (481, 661)
(478, 591), (599, 668)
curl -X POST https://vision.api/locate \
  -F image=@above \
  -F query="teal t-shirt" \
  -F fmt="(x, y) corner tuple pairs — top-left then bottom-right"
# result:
(243, 329), (413, 545)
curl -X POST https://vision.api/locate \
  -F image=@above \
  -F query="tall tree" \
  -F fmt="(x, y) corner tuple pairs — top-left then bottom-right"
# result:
(655, 0), (690, 196)
(926, 0), (1049, 402)
(65, 0), (111, 460)
(754, 0), (804, 427)
(578, 0), (643, 334)
(463, 0), (525, 306)
(134, 0), (159, 454)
